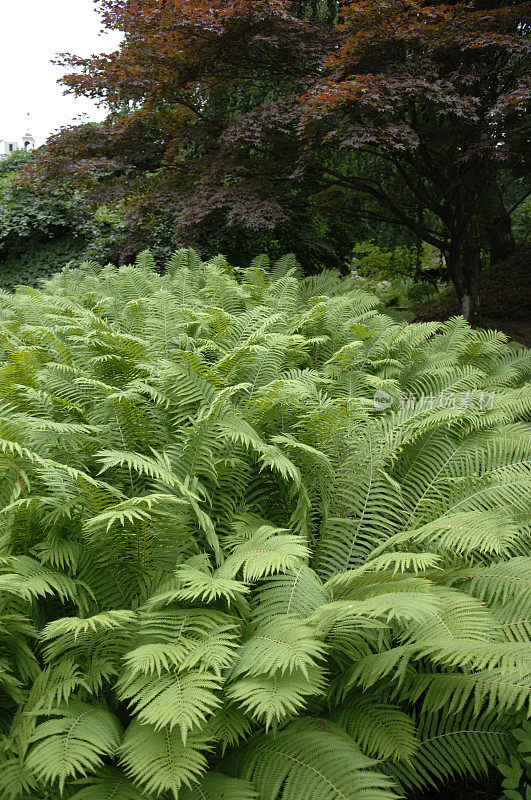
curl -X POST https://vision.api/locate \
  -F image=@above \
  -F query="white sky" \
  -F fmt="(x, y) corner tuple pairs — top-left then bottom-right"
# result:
(0, 0), (122, 146)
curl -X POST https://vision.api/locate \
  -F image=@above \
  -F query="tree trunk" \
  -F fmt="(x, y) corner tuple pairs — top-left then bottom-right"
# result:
(446, 223), (483, 326)
(489, 181), (515, 265)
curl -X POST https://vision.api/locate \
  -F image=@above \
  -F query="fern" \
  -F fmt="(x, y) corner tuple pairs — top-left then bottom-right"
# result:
(119, 720), (211, 797)
(24, 701), (123, 791)
(223, 718), (398, 800)
(0, 249), (529, 799)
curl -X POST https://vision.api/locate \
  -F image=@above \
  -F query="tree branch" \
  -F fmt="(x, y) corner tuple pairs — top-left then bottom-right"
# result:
(508, 189), (531, 216)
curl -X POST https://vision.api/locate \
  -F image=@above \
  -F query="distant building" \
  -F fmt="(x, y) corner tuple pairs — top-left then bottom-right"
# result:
(0, 130), (35, 159)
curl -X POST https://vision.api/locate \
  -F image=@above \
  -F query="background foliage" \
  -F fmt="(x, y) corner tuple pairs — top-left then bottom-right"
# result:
(0, 151), (127, 290)
(20, 0), (529, 322)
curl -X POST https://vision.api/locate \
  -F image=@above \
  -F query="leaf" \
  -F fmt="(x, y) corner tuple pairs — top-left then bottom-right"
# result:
(25, 702), (123, 791)
(226, 667), (326, 729)
(68, 766), (146, 800)
(119, 720), (212, 798)
(178, 772), (258, 800)
(119, 669), (222, 742)
(233, 616), (325, 679)
(218, 525), (309, 582)
(224, 718), (397, 800)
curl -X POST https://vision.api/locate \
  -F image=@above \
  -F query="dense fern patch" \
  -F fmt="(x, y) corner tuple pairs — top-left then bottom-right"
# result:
(0, 250), (530, 800)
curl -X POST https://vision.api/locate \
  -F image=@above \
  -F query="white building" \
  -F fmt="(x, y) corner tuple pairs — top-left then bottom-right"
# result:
(0, 130), (35, 159)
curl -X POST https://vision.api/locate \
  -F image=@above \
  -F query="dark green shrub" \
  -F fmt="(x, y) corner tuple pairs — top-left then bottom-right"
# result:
(0, 152), (127, 290)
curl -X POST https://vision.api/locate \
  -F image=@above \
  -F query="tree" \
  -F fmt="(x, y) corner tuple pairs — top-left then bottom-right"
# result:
(24, 1), (333, 266)
(26, 0), (530, 321)
(280, 0), (530, 322)
(0, 150), (127, 289)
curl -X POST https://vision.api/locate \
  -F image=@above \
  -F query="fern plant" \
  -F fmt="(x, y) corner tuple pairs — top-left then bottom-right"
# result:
(0, 249), (529, 800)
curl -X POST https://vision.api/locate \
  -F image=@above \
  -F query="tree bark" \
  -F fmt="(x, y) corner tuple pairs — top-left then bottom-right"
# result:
(489, 181), (515, 266)
(446, 221), (483, 326)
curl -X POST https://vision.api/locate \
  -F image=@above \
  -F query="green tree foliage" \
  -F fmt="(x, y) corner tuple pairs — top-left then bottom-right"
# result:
(0, 151), (83, 289)
(0, 250), (530, 799)
(0, 151), (127, 290)
(27, 0), (530, 320)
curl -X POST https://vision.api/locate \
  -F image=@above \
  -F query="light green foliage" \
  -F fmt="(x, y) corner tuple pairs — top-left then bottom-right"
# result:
(513, 196), (531, 247)
(0, 250), (530, 799)
(24, 702), (123, 791)
(351, 240), (418, 280)
(351, 241), (447, 309)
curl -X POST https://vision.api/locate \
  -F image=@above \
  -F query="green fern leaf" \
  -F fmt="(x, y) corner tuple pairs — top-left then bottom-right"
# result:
(119, 719), (211, 798)
(178, 772), (257, 800)
(68, 767), (146, 800)
(25, 701), (123, 791)
(225, 718), (398, 800)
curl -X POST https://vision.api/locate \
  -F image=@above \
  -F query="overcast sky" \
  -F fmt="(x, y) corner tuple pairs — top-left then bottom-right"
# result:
(0, 0), (122, 146)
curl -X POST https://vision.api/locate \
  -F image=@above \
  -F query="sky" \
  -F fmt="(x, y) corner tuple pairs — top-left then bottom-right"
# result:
(0, 0), (122, 147)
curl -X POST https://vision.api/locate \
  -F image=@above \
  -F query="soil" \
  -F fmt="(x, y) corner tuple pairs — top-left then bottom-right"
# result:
(481, 318), (531, 348)
(415, 776), (502, 799)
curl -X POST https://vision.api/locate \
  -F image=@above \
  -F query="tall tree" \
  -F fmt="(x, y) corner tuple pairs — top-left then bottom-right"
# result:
(27, 0), (530, 321)
(299, 0), (530, 322)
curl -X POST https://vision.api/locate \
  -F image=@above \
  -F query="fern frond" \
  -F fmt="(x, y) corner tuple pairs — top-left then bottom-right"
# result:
(118, 668), (222, 741)
(219, 525), (309, 581)
(233, 616), (325, 679)
(387, 707), (512, 793)
(0, 555), (93, 609)
(226, 667), (326, 729)
(68, 767), (146, 800)
(332, 697), (419, 761)
(179, 772), (258, 800)
(253, 566), (329, 624)
(225, 718), (398, 800)
(158, 560), (250, 606)
(401, 661), (531, 717)
(1, 251), (529, 799)
(119, 720), (211, 798)
(25, 701), (122, 791)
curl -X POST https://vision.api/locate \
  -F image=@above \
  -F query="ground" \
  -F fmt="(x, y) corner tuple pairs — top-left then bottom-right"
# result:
(416, 775), (503, 799)
(414, 246), (530, 347)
